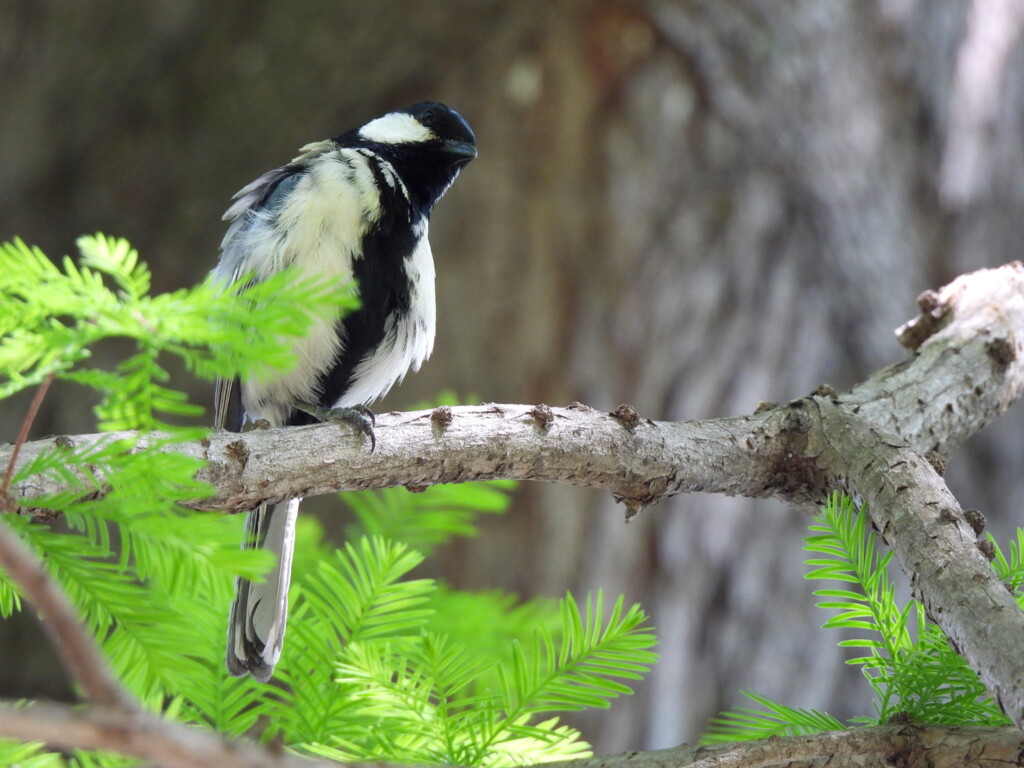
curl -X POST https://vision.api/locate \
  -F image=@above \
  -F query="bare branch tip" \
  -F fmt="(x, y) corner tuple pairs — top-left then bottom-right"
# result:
(896, 289), (954, 350)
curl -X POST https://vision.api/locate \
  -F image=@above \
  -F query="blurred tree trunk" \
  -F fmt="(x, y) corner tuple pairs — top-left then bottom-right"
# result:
(3, 0), (1024, 753)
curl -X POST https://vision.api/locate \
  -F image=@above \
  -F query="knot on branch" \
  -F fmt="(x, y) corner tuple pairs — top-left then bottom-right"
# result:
(430, 405), (454, 431)
(528, 404), (555, 432)
(986, 337), (1016, 369)
(746, 401), (835, 505)
(977, 538), (997, 561)
(224, 439), (250, 468)
(964, 508), (987, 535)
(612, 479), (670, 523)
(897, 289), (953, 350)
(610, 404), (642, 431)
(766, 451), (830, 505)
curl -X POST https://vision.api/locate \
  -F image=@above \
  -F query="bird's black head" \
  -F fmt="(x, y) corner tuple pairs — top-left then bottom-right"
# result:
(352, 102), (476, 212)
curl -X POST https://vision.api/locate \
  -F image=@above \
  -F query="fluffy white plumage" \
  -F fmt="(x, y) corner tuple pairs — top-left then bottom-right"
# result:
(216, 146), (417, 426)
(218, 102), (475, 682)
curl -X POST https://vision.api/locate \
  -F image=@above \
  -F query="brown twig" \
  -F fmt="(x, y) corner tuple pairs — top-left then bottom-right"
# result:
(2, 372), (55, 496)
(0, 510), (136, 710)
(0, 374), (129, 706)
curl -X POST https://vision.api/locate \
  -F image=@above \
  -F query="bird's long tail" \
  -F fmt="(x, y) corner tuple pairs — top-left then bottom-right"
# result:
(226, 498), (301, 682)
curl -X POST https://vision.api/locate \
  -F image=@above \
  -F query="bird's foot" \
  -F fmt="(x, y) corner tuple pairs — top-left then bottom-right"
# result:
(296, 403), (376, 451)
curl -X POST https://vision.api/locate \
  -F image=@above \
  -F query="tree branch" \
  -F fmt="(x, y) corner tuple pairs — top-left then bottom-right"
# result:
(805, 399), (1024, 724)
(2, 699), (1023, 768)
(2, 262), (1024, 761)
(0, 523), (136, 711)
(5, 264), (1023, 515)
(552, 723), (1024, 767)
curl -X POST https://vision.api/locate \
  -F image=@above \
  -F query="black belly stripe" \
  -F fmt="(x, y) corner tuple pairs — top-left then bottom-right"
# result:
(286, 154), (421, 427)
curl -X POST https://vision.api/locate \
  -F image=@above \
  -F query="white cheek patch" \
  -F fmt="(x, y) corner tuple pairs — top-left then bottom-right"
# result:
(359, 112), (435, 144)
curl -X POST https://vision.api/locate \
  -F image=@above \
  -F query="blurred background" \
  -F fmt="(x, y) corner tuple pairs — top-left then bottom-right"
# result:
(2, 0), (1024, 753)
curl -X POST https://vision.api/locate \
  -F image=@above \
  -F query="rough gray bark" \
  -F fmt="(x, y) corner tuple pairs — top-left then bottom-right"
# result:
(4, 0), (1024, 750)
(2, 260), (1024, 768)
(9, 260), (1024, 510)
(4, 699), (1023, 768)
(7, 260), (1024, 739)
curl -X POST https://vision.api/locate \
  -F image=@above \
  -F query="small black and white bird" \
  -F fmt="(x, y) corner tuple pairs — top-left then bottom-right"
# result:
(213, 102), (476, 681)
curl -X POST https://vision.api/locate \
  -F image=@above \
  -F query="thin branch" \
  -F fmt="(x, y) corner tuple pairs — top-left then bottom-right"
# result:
(1, 371), (54, 497)
(0, 522), (136, 711)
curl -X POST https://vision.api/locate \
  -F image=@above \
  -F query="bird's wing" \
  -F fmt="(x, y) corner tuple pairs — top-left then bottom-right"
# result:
(213, 375), (243, 432)
(212, 140), (348, 434)
(222, 140), (335, 221)
(213, 151), (332, 433)
(210, 244), (251, 433)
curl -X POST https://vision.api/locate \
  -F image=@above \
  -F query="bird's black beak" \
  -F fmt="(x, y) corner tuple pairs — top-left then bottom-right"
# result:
(442, 139), (478, 161)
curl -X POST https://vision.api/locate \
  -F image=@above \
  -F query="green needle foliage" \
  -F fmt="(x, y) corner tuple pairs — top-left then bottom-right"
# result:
(343, 479), (517, 555)
(0, 234), (355, 429)
(269, 538), (655, 766)
(0, 233), (351, 706)
(703, 492), (1019, 743)
(0, 236), (658, 767)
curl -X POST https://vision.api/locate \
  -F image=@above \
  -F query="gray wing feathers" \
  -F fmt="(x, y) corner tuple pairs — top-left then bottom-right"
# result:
(213, 376), (242, 432)
(221, 141), (339, 682)
(226, 498), (301, 681)
(211, 237), (246, 434)
(222, 140), (335, 225)
(223, 165), (300, 223)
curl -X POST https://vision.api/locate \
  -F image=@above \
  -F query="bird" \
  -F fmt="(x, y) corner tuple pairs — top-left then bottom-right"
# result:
(212, 102), (476, 681)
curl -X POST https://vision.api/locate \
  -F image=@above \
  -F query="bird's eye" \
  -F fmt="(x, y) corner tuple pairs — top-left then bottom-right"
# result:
(419, 105), (444, 127)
